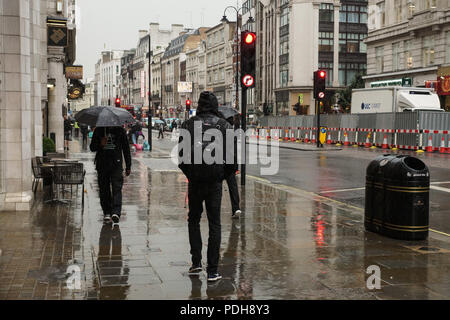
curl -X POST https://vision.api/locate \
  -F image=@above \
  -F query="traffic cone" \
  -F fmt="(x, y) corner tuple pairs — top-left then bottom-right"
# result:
(312, 132), (316, 144)
(327, 133), (332, 145)
(256, 129), (259, 140)
(382, 135), (388, 149)
(426, 136), (433, 153)
(439, 137), (446, 154)
(291, 130), (296, 142)
(447, 139), (450, 154)
(304, 133), (309, 143)
(344, 132), (349, 146)
(285, 130), (289, 141)
(365, 134), (371, 148)
(274, 129), (278, 141)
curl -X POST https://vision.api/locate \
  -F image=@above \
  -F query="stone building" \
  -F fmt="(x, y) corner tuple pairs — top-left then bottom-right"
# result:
(98, 50), (124, 106)
(364, 0), (450, 110)
(186, 40), (207, 109)
(0, 0), (76, 211)
(161, 28), (208, 119)
(205, 21), (237, 107)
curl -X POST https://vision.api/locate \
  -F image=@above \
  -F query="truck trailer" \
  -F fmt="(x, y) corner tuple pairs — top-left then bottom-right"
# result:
(351, 87), (442, 114)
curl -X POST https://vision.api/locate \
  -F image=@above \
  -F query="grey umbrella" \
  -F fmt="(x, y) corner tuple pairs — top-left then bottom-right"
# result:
(219, 106), (240, 120)
(75, 106), (136, 128)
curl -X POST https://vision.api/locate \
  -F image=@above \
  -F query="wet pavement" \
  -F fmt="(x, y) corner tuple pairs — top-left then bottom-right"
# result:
(0, 137), (449, 300)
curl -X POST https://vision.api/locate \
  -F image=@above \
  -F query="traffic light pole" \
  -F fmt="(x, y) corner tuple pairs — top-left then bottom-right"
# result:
(241, 87), (247, 186)
(148, 46), (152, 152)
(316, 99), (321, 148)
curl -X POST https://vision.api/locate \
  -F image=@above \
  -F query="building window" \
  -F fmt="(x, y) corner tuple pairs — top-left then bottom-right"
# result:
(319, 3), (334, 22)
(339, 33), (366, 53)
(375, 46), (384, 73)
(395, 2), (403, 23)
(280, 65), (289, 88)
(280, 7), (289, 27)
(378, 1), (385, 27)
(340, 4), (368, 24)
(404, 40), (413, 69)
(392, 42), (401, 71)
(339, 63), (366, 86)
(319, 32), (334, 52)
(422, 36), (435, 67)
(280, 35), (289, 55)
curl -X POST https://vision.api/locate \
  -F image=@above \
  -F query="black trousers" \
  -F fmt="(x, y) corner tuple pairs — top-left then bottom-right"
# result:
(225, 174), (240, 213)
(97, 166), (124, 216)
(158, 129), (164, 139)
(188, 181), (222, 274)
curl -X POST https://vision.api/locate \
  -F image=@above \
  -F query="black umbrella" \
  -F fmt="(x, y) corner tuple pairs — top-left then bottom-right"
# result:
(74, 106), (136, 128)
(219, 106), (240, 120)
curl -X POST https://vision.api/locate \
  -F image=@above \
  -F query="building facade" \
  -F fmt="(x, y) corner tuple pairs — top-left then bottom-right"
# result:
(98, 50), (124, 106)
(186, 41), (207, 109)
(364, 0), (450, 110)
(0, 0), (76, 211)
(205, 21), (237, 106)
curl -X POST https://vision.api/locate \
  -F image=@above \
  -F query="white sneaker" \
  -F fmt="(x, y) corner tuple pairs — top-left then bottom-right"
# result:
(232, 210), (241, 219)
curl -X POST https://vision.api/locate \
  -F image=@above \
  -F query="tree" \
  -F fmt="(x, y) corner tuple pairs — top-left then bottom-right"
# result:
(337, 73), (365, 113)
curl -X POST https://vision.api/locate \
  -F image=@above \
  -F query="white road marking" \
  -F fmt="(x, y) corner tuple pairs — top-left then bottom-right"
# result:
(431, 186), (450, 193)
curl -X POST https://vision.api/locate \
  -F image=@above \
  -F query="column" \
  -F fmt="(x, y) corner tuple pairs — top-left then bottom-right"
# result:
(0, 0), (33, 211)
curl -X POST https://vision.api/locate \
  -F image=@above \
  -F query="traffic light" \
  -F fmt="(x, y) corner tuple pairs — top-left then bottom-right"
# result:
(115, 97), (121, 108)
(314, 70), (326, 100)
(241, 31), (256, 88)
(186, 98), (191, 111)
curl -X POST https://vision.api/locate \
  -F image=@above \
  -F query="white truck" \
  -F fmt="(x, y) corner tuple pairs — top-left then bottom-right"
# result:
(351, 87), (442, 114)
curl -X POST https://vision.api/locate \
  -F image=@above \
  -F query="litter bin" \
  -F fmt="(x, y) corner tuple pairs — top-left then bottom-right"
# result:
(365, 154), (399, 233)
(383, 156), (430, 240)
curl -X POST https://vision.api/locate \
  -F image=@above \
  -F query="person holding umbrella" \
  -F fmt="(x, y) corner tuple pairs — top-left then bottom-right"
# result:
(76, 106), (134, 225)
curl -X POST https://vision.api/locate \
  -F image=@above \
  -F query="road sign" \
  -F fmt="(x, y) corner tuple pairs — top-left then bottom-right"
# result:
(242, 74), (255, 88)
(319, 127), (327, 145)
(318, 92), (325, 99)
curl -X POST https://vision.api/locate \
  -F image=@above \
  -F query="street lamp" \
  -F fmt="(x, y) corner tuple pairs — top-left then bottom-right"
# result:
(222, 6), (254, 187)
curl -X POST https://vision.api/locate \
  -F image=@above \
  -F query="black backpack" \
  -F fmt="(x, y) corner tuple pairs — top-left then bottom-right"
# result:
(181, 116), (229, 183)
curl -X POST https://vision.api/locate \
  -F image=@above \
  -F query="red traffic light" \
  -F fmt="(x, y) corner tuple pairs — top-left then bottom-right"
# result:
(319, 70), (326, 79)
(186, 99), (191, 106)
(244, 32), (256, 45)
(115, 98), (120, 104)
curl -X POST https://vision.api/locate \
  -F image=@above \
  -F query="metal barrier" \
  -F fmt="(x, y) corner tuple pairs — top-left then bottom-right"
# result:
(256, 111), (449, 152)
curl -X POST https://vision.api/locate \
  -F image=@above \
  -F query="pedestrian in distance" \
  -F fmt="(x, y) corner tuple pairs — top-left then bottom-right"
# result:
(63, 115), (73, 151)
(178, 91), (237, 282)
(74, 121), (80, 138)
(80, 123), (89, 150)
(90, 126), (132, 225)
(158, 119), (164, 139)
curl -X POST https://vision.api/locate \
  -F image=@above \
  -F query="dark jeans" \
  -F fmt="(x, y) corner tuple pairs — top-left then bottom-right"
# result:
(188, 181), (223, 274)
(158, 130), (164, 139)
(226, 174), (240, 213)
(97, 166), (124, 216)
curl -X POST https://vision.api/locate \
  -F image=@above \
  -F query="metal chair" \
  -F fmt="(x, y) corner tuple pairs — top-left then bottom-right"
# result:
(31, 157), (51, 193)
(51, 163), (85, 206)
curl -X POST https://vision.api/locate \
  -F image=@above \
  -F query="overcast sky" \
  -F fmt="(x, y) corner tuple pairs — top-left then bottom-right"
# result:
(76, 0), (242, 81)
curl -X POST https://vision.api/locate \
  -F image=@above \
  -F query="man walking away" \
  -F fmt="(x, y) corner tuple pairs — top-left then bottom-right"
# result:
(80, 123), (89, 150)
(158, 119), (164, 139)
(178, 91), (237, 282)
(64, 115), (73, 151)
(90, 126), (132, 225)
(224, 115), (241, 219)
(74, 121), (80, 138)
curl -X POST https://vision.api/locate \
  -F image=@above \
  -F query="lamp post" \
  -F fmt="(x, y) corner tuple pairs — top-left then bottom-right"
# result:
(148, 38), (152, 151)
(222, 7), (255, 186)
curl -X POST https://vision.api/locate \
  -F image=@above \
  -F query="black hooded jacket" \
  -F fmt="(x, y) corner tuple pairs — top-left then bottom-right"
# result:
(178, 92), (237, 183)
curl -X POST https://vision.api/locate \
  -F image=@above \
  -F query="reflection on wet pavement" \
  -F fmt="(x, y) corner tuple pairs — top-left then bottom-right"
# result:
(0, 144), (449, 300)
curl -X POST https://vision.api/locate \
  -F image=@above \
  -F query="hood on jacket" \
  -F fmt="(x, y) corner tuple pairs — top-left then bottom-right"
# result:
(197, 91), (222, 117)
